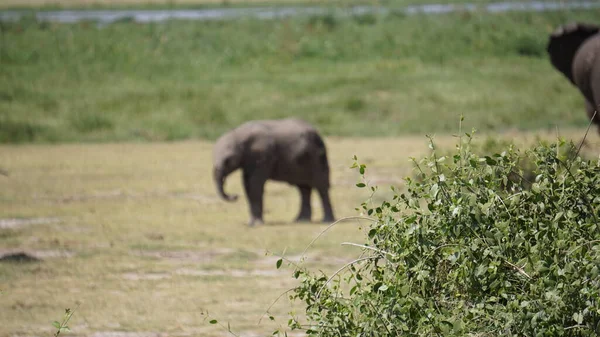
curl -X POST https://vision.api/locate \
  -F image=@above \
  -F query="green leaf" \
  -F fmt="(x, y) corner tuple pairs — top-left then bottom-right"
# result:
(368, 228), (377, 238)
(439, 320), (452, 334)
(378, 284), (388, 292)
(356, 183), (366, 188)
(276, 258), (282, 269)
(209, 319), (218, 324)
(52, 321), (61, 329)
(400, 284), (410, 296)
(484, 156), (497, 165)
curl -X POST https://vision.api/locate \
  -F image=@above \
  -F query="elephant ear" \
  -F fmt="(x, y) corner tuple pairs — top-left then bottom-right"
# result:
(547, 22), (600, 83)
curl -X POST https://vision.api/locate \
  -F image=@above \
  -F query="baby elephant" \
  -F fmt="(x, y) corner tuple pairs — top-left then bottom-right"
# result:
(212, 118), (335, 226)
(547, 22), (600, 134)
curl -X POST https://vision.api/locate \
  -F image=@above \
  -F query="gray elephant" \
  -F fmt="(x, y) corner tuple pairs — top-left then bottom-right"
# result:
(547, 22), (600, 133)
(212, 118), (335, 226)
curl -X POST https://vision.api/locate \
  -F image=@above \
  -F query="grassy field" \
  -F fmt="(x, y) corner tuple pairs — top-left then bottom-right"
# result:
(1, 129), (597, 337)
(0, 0), (339, 10)
(2, 9), (600, 144)
(0, 0), (546, 10)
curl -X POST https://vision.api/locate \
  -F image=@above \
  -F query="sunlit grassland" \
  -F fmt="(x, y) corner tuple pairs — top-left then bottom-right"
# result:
(2, 9), (600, 144)
(1, 130), (598, 336)
(0, 0), (541, 10)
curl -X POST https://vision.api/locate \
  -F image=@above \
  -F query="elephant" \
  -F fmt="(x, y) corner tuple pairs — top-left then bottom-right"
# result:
(212, 118), (335, 226)
(547, 22), (600, 134)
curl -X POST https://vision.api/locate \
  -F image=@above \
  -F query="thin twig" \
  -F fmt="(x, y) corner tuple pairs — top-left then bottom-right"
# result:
(430, 244), (459, 254)
(365, 297), (396, 336)
(265, 248), (302, 270)
(316, 256), (375, 299)
(340, 242), (397, 258)
(504, 260), (532, 280)
(426, 135), (452, 202)
(258, 287), (298, 324)
(296, 216), (376, 271)
(557, 158), (599, 225)
(202, 310), (240, 337)
(573, 110), (597, 162)
(54, 303), (79, 337)
(564, 324), (588, 330)
(491, 191), (512, 220)
(566, 240), (600, 256)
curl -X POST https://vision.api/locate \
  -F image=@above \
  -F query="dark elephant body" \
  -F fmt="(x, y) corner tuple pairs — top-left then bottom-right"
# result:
(213, 118), (335, 226)
(547, 22), (600, 133)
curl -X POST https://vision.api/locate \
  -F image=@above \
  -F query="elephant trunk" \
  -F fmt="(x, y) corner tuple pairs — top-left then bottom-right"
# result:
(214, 167), (238, 202)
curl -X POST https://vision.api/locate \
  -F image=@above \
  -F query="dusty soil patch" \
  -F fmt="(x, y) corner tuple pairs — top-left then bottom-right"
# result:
(89, 332), (167, 337)
(121, 267), (282, 280)
(0, 248), (74, 260)
(175, 268), (282, 277)
(234, 331), (306, 337)
(0, 217), (61, 229)
(122, 272), (171, 281)
(256, 253), (354, 269)
(43, 189), (220, 204)
(131, 248), (235, 263)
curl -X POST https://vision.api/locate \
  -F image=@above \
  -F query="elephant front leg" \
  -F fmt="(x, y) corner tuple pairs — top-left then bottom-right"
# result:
(317, 187), (335, 223)
(243, 169), (266, 227)
(295, 185), (312, 223)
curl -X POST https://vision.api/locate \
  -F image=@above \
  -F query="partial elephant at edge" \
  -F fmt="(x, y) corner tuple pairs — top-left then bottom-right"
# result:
(212, 118), (335, 227)
(547, 22), (600, 134)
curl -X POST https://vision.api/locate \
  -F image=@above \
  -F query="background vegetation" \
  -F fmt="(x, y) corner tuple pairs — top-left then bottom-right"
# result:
(0, 0), (562, 10)
(2, 8), (599, 143)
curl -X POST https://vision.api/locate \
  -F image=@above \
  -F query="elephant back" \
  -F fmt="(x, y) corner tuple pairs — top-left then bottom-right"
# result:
(269, 119), (330, 186)
(547, 22), (600, 84)
(572, 34), (600, 106)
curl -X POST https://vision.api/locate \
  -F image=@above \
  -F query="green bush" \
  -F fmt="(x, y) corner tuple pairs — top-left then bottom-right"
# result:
(285, 130), (600, 336)
(69, 112), (114, 132)
(0, 118), (48, 143)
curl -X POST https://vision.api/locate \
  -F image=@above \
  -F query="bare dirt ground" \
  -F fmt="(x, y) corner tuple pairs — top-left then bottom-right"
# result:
(0, 130), (598, 337)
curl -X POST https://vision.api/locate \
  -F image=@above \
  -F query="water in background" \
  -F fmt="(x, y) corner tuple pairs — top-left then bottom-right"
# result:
(0, 1), (598, 25)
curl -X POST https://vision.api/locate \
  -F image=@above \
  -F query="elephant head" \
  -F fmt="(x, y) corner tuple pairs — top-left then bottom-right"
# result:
(546, 22), (600, 84)
(212, 132), (242, 202)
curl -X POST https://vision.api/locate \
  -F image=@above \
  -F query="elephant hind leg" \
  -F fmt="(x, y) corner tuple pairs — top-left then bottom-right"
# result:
(317, 186), (335, 223)
(295, 185), (312, 223)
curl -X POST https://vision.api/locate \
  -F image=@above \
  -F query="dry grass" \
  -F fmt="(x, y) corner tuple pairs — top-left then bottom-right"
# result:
(0, 129), (598, 337)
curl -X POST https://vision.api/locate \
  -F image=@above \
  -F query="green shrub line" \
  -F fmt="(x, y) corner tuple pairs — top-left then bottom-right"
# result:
(2, 9), (600, 143)
(279, 124), (600, 336)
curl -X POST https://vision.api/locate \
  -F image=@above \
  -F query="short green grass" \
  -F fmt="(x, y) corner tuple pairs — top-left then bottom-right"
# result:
(0, 0), (550, 10)
(1, 130), (596, 336)
(2, 9), (599, 144)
